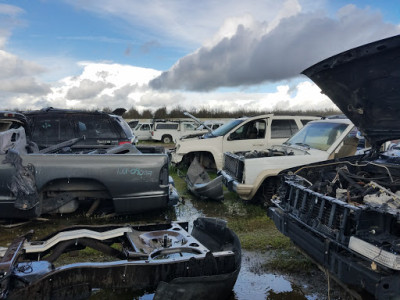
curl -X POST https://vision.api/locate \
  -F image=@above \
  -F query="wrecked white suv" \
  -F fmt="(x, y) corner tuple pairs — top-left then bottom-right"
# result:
(220, 117), (358, 204)
(170, 114), (319, 170)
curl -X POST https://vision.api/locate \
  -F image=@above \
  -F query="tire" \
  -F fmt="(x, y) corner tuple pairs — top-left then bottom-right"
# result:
(251, 177), (279, 207)
(162, 135), (172, 144)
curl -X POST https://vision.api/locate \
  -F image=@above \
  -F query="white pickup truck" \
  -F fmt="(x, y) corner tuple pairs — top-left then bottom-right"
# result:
(132, 122), (153, 141)
(151, 121), (200, 143)
(170, 114), (320, 170)
(219, 117), (358, 204)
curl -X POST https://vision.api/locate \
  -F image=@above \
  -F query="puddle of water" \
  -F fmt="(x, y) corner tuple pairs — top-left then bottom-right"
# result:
(233, 250), (322, 300)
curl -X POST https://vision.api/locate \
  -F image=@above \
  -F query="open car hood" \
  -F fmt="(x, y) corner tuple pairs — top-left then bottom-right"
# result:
(183, 112), (212, 132)
(302, 35), (400, 148)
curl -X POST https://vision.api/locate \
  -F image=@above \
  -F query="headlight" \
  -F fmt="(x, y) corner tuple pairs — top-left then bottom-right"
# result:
(349, 236), (400, 270)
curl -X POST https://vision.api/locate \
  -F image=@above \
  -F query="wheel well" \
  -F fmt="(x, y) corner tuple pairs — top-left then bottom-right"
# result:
(39, 178), (112, 214)
(252, 176), (280, 206)
(41, 178), (109, 193)
(181, 151), (216, 170)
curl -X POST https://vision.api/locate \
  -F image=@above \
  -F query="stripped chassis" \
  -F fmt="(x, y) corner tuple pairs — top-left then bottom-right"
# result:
(0, 217), (241, 299)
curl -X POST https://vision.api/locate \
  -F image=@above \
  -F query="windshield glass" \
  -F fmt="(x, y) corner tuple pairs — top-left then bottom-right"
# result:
(208, 119), (244, 137)
(285, 122), (349, 151)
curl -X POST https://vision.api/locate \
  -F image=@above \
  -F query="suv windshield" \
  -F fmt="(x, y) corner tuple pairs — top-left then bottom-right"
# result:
(285, 122), (349, 151)
(205, 119), (244, 137)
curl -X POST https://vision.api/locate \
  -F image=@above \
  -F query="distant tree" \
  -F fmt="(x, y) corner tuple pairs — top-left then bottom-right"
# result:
(169, 106), (185, 118)
(126, 107), (140, 119)
(142, 109), (153, 119)
(154, 106), (167, 119)
(102, 107), (112, 113)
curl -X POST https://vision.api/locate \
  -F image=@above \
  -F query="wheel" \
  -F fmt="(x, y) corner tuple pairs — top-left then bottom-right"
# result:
(251, 177), (279, 206)
(162, 135), (172, 144)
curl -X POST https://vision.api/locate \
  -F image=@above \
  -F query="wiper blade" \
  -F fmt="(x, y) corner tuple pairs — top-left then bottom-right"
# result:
(295, 142), (310, 148)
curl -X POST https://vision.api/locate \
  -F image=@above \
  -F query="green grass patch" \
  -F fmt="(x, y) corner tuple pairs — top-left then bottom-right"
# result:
(169, 169), (295, 254)
(51, 243), (123, 267)
(261, 247), (315, 274)
(227, 214), (291, 251)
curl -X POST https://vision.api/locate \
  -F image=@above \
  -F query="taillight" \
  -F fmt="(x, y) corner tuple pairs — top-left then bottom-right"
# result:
(119, 141), (130, 145)
(151, 131), (154, 136)
(159, 164), (168, 185)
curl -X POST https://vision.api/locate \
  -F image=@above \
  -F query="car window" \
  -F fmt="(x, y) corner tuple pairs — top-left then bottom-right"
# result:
(141, 124), (150, 131)
(183, 123), (196, 130)
(286, 122), (348, 151)
(31, 117), (74, 142)
(209, 119), (244, 137)
(76, 115), (118, 139)
(156, 123), (179, 130)
(230, 120), (265, 140)
(271, 119), (299, 139)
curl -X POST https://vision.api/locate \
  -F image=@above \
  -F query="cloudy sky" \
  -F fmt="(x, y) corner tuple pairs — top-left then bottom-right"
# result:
(1, 0), (400, 113)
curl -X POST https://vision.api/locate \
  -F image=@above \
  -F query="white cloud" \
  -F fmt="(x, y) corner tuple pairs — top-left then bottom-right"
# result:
(0, 3), (25, 48)
(0, 50), (51, 95)
(0, 50), (46, 79)
(66, 79), (115, 100)
(150, 4), (400, 91)
(63, 0), (299, 48)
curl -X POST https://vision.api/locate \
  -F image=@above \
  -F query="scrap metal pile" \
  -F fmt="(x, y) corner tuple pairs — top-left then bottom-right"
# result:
(0, 217), (241, 300)
(294, 157), (400, 215)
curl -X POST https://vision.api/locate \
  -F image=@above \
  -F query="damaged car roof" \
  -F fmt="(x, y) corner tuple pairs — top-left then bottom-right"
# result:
(302, 34), (400, 148)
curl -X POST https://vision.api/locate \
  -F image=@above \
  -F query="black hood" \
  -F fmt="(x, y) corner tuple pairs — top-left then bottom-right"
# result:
(302, 35), (400, 148)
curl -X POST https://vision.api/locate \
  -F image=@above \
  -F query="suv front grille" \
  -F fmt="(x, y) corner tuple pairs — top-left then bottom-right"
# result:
(278, 175), (358, 244)
(223, 153), (244, 182)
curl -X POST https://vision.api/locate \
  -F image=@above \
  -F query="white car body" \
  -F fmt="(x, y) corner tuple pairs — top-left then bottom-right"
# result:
(220, 118), (356, 201)
(132, 122), (153, 141)
(171, 114), (320, 170)
(151, 121), (203, 143)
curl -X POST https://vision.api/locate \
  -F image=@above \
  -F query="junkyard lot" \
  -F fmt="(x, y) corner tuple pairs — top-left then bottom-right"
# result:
(0, 142), (352, 299)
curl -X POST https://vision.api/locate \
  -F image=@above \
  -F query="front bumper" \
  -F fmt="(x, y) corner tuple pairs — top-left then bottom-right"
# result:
(268, 205), (400, 299)
(169, 150), (183, 164)
(218, 170), (253, 200)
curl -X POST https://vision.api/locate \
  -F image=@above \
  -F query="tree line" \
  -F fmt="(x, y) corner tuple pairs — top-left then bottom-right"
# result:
(102, 106), (342, 120)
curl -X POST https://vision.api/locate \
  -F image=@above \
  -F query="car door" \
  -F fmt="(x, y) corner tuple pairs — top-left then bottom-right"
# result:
(135, 123), (152, 140)
(268, 118), (301, 145)
(223, 118), (268, 154)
